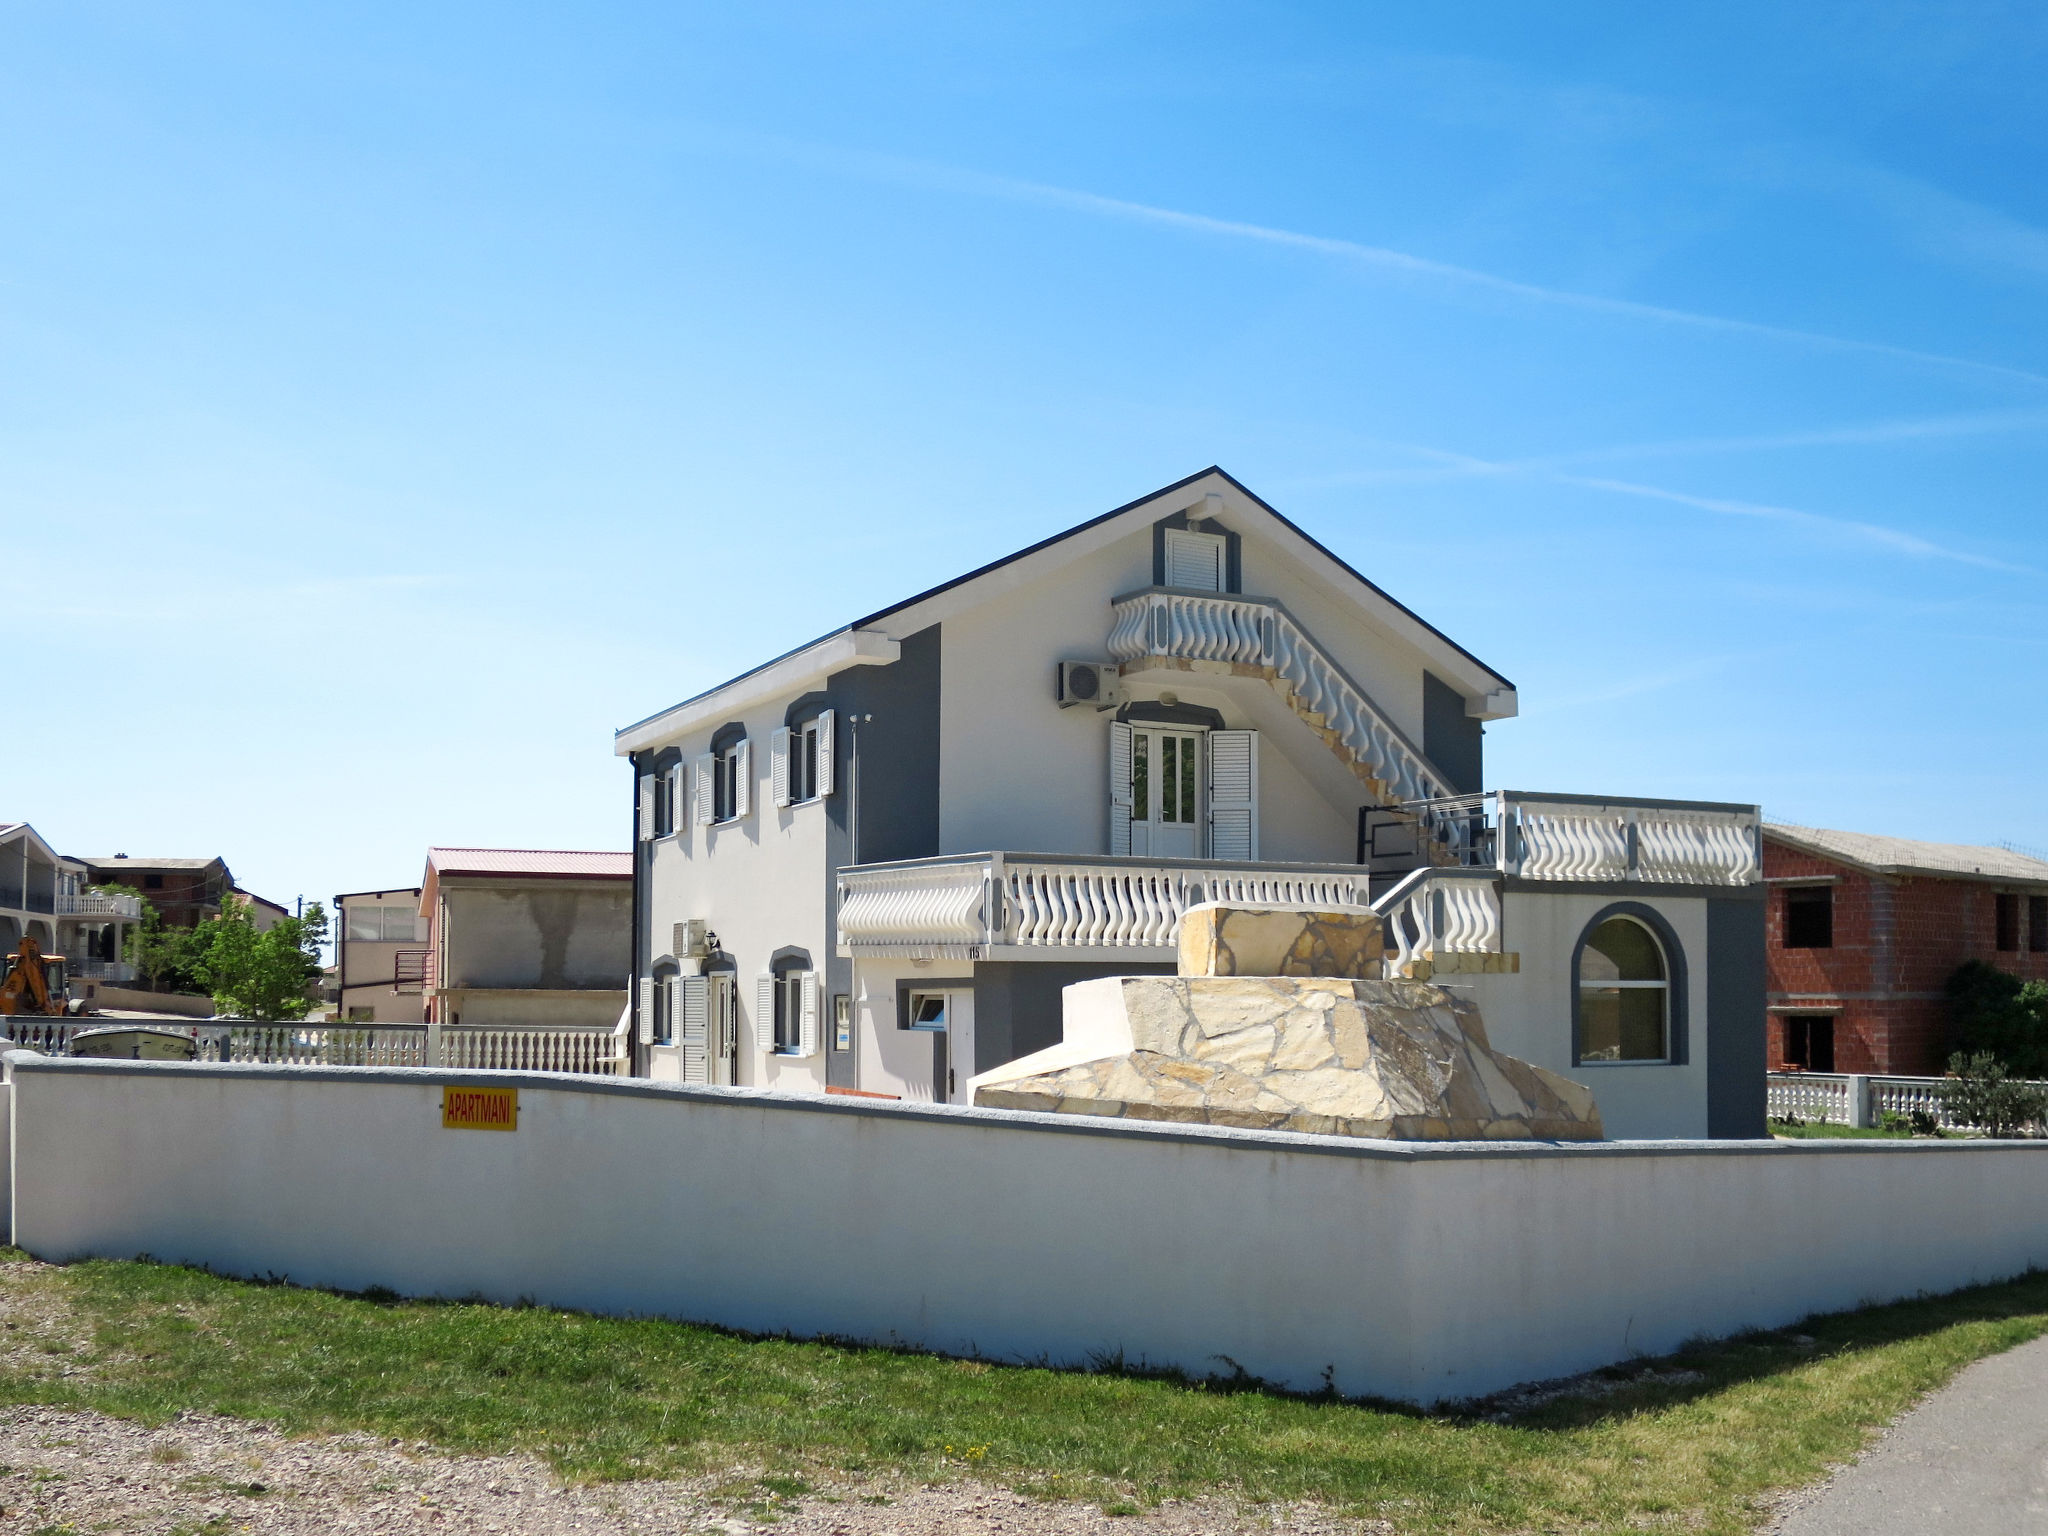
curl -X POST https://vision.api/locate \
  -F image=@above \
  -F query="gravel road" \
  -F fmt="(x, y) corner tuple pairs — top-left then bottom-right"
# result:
(0, 1403), (1379, 1536)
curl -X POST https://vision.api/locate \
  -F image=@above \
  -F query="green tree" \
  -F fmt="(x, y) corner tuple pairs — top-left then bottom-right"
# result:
(191, 898), (329, 1022)
(127, 900), (213, 995)
(1938, 1051), (2048, 1138)
(1946, 960), (2048, 1076)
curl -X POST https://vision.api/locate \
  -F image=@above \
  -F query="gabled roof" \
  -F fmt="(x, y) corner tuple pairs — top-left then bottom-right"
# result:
(616, 466), (1515, 755)
(1765, 824), (2048, 887)
(0, 822), (64, 871)
(74, 855), (230, 873)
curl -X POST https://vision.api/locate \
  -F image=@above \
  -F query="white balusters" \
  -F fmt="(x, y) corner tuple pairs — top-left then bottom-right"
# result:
(1369, 871), (1503, 975)
(1108, 590), (1449, 808)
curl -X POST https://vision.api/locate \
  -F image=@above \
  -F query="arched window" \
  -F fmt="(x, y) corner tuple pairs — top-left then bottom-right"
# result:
(1576, 915), (1670, 1063)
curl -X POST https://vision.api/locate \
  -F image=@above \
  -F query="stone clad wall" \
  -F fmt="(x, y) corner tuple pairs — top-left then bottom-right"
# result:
(10, 1050), (2048, 1405)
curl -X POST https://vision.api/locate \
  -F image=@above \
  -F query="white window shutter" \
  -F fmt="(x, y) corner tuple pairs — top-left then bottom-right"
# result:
(815, 710), (836, 797)
(680, 975), (710, 1083)
(733, 738), (752, 818)
(755, 973), (778, 1053)
(1108, 720), (1134, 856)
(770, 726), (792, 808)
(693, 754), (715, 825)
(669, 767), (684, 833)
(1207, 729), (1259, 861)
(637, 775), (654, 842)
(637, 976), (654, 1045)
(1165, 529), (1225, 592)
(799, 971), (819, 1056)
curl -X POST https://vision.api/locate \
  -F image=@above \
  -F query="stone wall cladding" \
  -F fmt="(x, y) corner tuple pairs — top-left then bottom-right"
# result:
(1177, 903), (1385, 980)
(974, 975), (1603, 1141)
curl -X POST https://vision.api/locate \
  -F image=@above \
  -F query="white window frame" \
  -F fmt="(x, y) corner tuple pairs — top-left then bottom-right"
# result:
(711, 737), (751, 824)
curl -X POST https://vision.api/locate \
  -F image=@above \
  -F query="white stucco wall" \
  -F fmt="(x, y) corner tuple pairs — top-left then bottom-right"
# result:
(12, 1054), (2048, 1404)
(645, 703), (834, 1091)
(1440, 891), (1713, 1141)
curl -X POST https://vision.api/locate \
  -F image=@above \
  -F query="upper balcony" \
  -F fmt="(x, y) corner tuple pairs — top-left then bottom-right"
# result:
(1402, 790), (1761, 887)
(57, 891), (145, 919)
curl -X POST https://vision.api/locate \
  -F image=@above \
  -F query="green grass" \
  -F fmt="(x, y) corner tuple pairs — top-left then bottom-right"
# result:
(4, 1246), (2047, 1534)
(1771, 1120), (1918, 1139)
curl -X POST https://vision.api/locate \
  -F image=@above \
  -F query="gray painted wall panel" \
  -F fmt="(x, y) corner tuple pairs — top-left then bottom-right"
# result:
(1422, 671), (1483, 796)
(1706, 897), (1768, 1139)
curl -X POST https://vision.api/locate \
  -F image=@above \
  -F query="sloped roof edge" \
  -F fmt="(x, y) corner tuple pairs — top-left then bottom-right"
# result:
(1765, 823), (2048, 885)
(614, 466), (1514, 751)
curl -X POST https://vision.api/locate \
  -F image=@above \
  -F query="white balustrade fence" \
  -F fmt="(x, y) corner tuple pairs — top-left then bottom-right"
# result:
(55, 891), (144, 919)
(1108, 591), (1450, 804)
(440, 1027), (626, 1075)
(1402, 792), (1761, 888)
(2, 1020), (86, 1055)
(1370, 870), (1505, 975)
(1767, 1072), (2048, 1134)
(838, 854), (1374, 958)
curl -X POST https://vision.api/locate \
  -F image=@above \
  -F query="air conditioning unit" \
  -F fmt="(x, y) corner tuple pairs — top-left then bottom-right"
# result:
(1055, 660), (1123, 711)
(672, 918), (710, 959)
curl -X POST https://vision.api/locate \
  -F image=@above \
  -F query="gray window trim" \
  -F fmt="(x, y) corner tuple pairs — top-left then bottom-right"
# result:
(1571, 901), (1688, 1068)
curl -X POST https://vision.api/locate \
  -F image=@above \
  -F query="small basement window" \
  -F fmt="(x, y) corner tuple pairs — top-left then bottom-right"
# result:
(1784, 886), (1833, 949)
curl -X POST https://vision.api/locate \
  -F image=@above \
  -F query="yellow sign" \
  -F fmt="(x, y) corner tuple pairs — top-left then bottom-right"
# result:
(442, 1086), (518, 1131)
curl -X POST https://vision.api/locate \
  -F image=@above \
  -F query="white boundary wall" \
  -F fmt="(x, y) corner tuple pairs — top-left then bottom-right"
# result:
(9, 1050), (2048, 1404)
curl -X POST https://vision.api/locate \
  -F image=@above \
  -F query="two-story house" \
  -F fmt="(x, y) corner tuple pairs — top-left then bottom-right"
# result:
(617, 469), (1768, 1139)
(1764, 824), (2048, 1075)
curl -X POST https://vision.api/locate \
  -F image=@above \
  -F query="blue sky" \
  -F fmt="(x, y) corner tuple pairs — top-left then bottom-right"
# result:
(6, 1), (2046, 913)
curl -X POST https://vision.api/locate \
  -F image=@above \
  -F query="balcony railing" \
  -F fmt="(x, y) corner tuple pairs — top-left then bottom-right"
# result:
(56, 891), (144, 919)
(1107, 589), (1454, 805)
(1767, 1071), (2047, 1135)
(1406, 791), (1761, 887)
(839, 852), (1376, 960)
(67, 959), (137, 983)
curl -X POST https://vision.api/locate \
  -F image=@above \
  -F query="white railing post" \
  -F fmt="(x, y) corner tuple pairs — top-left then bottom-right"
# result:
(1846, 1074), (1873, 1129)
(425, 1020), (442, 1068)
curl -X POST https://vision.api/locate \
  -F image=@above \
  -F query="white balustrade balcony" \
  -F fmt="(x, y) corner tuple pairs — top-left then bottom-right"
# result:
(1407, 790), (1761, 887)
(1107, 588), (1454, 805)
(56, 891), (144, 918)
(838, 852), (1376, 961)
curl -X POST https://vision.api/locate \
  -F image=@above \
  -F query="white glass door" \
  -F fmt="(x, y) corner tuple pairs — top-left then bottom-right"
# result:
(1131, 727), (1201, 858)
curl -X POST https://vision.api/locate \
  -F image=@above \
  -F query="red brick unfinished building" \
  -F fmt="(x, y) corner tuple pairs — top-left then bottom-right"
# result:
(1764, 825), (2048, 1076)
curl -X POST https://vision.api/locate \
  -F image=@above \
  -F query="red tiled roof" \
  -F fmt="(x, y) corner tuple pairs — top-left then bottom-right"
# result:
(425, 848), (632, 879)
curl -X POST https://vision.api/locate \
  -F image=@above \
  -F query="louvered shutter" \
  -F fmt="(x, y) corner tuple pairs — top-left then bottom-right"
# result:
(770, 726), (792, 808)
(1108, 721), (1134, 856)
(669, 767), (684, 834)
(755, 973), (777, 1052)
(636, 775), (655, 842)
(733, 739), (752, 818)
(1165, 529), (1225, 592)
(693, 754), (715, 825)
(637, 976), (654, 1044)
(1207, 729), (1259, 861)
(798, 972), (819, 1056)
(815, 710), (836, 797)
(680, 975), (710, 1082)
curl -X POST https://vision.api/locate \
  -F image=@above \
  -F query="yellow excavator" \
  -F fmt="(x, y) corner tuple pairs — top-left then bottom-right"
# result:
(0, 936), (70, 1017)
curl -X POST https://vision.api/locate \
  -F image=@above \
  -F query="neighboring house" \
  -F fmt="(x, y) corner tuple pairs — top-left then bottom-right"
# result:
(421, 849), (633, 1029)
(74, 854), (288, 935)
(1763, 824), (2048, 1076)
(334, 886), (430, 1024)
(616, 467), (1768, 1139)
(1, 823), (144, 986)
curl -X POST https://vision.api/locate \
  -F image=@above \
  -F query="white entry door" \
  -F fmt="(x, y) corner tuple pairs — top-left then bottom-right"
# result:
(1131, 727), (1202, 858)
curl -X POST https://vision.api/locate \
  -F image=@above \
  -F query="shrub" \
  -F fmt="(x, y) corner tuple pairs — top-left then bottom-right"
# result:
(1946, 961), (2048, 1077)
(1937, 1052), (2048, 1139)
